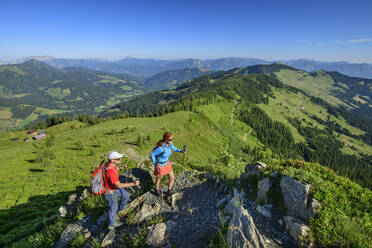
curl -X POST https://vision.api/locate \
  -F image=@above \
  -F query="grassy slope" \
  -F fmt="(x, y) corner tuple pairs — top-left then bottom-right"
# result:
(0, 106), (70, 131)
(257, 87), (372, 157)
(273, 69), (347, 106)
(0, 109), (235, 245)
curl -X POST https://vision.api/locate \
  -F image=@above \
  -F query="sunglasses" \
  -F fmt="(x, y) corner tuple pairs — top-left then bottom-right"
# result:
(167, 138), (173, 141)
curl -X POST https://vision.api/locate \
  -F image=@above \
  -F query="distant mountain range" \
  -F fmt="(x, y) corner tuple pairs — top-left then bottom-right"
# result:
(4, 56), (372, 78)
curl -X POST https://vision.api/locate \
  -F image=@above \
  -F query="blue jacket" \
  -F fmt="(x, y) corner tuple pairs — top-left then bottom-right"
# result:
(151, 143), (182, 166)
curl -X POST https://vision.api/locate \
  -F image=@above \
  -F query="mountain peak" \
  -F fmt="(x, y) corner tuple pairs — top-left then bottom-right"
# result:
(21, 59), (52, 68)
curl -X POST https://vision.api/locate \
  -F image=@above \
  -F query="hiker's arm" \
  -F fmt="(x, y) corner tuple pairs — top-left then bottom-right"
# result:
(115, 180), (139, 188)
(170, 143), (183, 153)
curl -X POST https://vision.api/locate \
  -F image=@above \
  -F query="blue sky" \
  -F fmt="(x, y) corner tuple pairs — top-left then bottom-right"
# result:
(1, 0), (372, 62)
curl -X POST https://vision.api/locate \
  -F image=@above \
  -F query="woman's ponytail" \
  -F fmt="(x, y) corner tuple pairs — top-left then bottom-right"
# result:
(153, 132), (173, 150)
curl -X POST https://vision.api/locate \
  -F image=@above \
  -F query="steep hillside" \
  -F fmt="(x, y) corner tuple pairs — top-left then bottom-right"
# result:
(0, 60), (143, 129)
(229, 63), (372, 119)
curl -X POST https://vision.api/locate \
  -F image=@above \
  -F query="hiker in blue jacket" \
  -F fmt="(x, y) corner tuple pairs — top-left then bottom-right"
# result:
(151, 132), (184, 197)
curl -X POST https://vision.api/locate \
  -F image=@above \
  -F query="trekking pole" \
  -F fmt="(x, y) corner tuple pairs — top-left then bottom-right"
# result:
(182, 145), (187, 171)
(134, 178), (140, 232)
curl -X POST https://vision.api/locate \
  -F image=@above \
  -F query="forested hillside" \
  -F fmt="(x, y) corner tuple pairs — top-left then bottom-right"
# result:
(144, 68), (214, 90)
(0, 60), (143, 130)
(231, 63), (372, 119)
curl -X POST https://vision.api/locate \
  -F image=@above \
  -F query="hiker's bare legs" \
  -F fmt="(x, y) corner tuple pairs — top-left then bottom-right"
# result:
(155, 175), (162, 191)
(168, 171), (174, 190)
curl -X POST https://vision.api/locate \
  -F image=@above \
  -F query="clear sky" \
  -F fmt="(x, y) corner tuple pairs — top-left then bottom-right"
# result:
(1, 0), (372, 62)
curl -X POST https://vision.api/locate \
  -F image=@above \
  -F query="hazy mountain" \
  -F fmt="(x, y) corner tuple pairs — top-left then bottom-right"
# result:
(283, 59), (372, 79)
(166, 57), (269, 70)
(9, 56), (372, 79)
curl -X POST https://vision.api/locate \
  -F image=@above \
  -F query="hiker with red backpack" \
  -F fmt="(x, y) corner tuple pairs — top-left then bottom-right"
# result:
(104, 151), (140, 229)
(150, 132), (185, 197)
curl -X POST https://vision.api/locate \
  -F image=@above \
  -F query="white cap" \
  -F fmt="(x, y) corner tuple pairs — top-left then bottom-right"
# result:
(108, 151), (123, 160)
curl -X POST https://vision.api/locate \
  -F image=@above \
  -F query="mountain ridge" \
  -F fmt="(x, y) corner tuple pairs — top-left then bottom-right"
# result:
(6, 56), (372, 78)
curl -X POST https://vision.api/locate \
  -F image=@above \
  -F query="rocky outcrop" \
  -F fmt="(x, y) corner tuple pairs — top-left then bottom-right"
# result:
(146, 223), (168, 247)
(101, 229), (116, 247)
(257, 178), (271, 203)
(283, 216), (312, 247)
(58, 188), (90, 218)
(133, 202), (161, 223)
(240, 162), (267, 180)
(54, 216), (90, 248)
(280, 176), (321, 221)
(256, 204), (271, 218)
(227, 206), (268, 248)
(225, 196), (243, 215)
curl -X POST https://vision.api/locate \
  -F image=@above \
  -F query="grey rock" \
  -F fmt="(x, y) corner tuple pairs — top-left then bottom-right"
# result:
(223, 215), (231, 225)
(256, 205), (272, 218)
(278, 219), (284, 227)
(216, 198), (227, 208)
(117, 191), (151, 218)
(146, 223), (168, 247)
(82, 188), (89, 199)
(270, 172), (278, 177)
(240, 191), (247, 199)
(171, 192), (182, 210)
(204, 173), (214, 180)
(263, 204), (272, 209)
(101, 229), (116, 247)
(280, 176), (311, 220)
(215, 177), (223, 190)
(58, 206), (67, 217)
(83, 229), (91, 239)
(226, 206), (267, 248)
(55, 219), (85, 248)
(283, 216), (311, 247)
(308, 198), (321, 219)
(134, 202), (161, 223)
(257, 178), (271, 203)
(274, 238), (282, 245)
(233, 187), (240, 197)
(240, 162), (267, 180)
(67, 193), (78, 205)
(225, 197), (242, 215)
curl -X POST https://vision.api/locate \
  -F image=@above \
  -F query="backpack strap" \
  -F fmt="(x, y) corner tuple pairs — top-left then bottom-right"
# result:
(103, 163), (115, 194)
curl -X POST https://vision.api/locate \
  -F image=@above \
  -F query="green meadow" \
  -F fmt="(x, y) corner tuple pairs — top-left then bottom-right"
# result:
(0, 103), (248, 245)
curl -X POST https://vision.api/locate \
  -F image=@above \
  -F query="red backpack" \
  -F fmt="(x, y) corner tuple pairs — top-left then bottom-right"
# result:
(90, 160), (107, 195)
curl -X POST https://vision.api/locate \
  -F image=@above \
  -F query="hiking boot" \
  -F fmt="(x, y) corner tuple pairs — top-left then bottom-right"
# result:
(109, 220), (123, 230)
(167, 189), (174, 196)
(155, 189), (163, 197)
